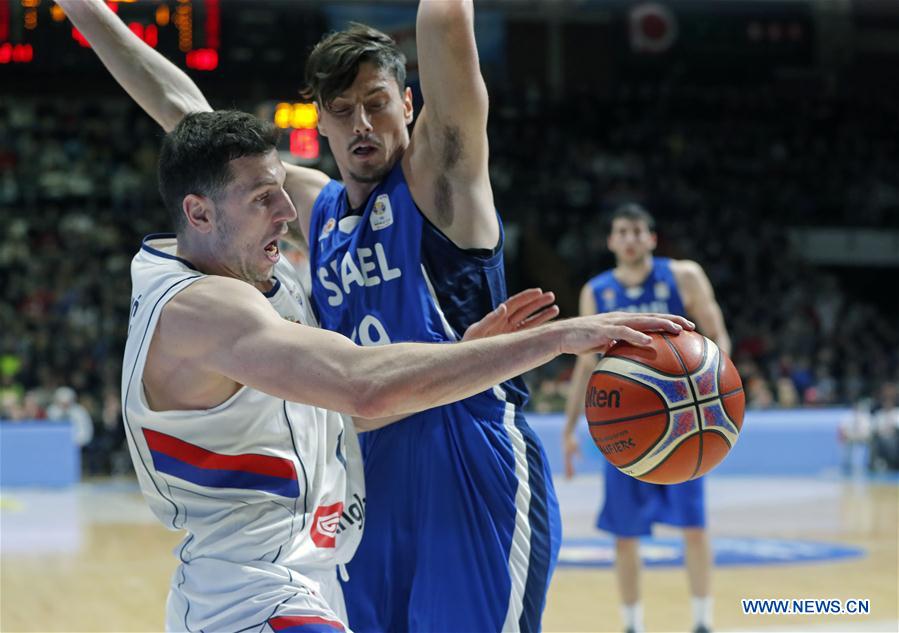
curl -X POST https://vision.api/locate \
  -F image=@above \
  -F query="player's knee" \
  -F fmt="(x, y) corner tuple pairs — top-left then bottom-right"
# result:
(682, 527), (707, 544)
(616, 536), (640, 553)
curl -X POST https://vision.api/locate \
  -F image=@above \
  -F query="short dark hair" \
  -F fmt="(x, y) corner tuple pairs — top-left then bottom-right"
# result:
(158, 111), (280, 232)
(302, 22), (406, 108)
(608, 203), (656, 233)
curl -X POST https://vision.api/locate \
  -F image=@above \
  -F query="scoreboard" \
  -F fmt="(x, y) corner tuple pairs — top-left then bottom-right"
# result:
(1, 0), (220, 70)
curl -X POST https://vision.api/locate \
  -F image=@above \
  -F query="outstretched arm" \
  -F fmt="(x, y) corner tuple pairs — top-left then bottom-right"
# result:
(356, 287), (560, 430)
(561, 284), (601, 478)
(154, 277), (691, 420)
(57, 0), (326, 240)
(409, 0), (497, 249)
(57, 0), (211, 131)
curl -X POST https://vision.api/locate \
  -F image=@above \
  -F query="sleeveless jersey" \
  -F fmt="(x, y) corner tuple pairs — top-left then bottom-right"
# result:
(121, 234), (365, 571)
(589, 257), (686, 316)
(308, 161), (528, 406)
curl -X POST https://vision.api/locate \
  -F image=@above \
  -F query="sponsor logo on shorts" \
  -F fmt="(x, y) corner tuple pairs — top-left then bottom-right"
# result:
(311, 502), (344, 548)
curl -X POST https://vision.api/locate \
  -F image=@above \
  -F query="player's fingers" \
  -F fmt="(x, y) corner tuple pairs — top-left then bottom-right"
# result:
(506, 291), (556, 324)
(619, 315), (687, 334)
(631, 313), (694, 330)
(516, 305), (560, 330)
(499, 288), (545, 316)
(609, 325), (653, 346)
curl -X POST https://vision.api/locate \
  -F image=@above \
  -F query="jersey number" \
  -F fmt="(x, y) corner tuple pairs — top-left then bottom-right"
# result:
(351, 314), (391, 346)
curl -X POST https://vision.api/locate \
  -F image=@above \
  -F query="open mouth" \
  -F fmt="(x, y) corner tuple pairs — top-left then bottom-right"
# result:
(352, 144), (377, 157)
(264, 239), (280, 263)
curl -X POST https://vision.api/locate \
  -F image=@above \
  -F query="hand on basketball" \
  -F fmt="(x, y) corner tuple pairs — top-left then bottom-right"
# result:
(563, 430), (581, 479)
(558, 312), (694, 355)
(462, 288), (559, 341)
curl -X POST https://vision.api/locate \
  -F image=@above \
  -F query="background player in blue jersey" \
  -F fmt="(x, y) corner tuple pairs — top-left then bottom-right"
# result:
(60, 1), (564, 630)
(562, 204), (732, 633)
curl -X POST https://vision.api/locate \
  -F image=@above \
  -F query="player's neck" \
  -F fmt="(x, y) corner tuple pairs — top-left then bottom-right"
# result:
(614, 256), (653, 286)
(177, 243), (275, 294)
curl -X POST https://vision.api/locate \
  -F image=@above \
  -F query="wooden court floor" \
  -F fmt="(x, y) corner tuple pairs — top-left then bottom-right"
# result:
(1, 476), (896, 632)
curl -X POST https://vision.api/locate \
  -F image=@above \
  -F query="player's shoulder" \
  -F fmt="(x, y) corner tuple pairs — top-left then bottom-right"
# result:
(164, 276), (267, 321)
(586, 268), (617, 289)
(669, 258), (705, 278)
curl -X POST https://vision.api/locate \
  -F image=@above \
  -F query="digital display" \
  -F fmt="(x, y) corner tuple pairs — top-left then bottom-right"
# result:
(0, 0), (220, 70)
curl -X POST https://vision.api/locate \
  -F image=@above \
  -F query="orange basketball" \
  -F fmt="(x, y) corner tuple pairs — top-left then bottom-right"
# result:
(585, 330), (745, 484)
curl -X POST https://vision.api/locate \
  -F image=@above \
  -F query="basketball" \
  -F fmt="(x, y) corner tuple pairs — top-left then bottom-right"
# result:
(585, 330), (745, 484)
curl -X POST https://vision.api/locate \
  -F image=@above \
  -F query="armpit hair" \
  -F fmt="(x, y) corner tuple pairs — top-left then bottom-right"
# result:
(433, 125), (463, 226)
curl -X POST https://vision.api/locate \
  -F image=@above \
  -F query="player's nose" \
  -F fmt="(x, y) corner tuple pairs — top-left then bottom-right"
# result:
(352, 104), (373, 135)
(273, 188), (298, 223)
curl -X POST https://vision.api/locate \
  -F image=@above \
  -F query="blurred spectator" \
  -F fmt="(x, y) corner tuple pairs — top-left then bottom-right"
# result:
(839, 398), (872, 474)
(47, 386), (95, 449)
(2, 84), (898, 424)
(869, 383), (899, 472)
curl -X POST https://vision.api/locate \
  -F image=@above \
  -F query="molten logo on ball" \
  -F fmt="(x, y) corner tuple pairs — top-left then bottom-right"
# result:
(585, 331), (744, 484)
(586, 386), (621, 409)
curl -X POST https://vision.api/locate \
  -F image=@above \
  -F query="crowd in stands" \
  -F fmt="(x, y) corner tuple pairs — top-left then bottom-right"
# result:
(1, 84), (897, 471)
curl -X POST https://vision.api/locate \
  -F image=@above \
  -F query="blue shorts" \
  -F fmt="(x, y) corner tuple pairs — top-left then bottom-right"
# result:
(597, 460), (706, 537)
(342, 391), (561, 633)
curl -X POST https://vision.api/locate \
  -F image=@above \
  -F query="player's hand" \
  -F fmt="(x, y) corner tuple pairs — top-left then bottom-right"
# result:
(563, 430), (581, 479)
(558, 312), (694, 355)
(462, 288), (559, 341)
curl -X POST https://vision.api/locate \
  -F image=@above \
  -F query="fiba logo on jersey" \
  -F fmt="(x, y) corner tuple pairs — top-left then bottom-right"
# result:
(319, 217), (336, 241)
(370, 194), (394, 231)
(311, 502), (344, 548)
(654, 282), (670, 300)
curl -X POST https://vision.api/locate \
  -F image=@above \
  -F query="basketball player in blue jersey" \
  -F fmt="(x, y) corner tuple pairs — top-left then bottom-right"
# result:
(58, 1), (616, 630)
(563, 204), (731, 633)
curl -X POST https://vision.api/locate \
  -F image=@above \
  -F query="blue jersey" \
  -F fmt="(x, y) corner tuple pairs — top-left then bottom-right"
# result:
(308, 161), (559, 632)
(588, 257), (706, 537)
(589, 257), (685, 316)
(309, 161), (528, 406)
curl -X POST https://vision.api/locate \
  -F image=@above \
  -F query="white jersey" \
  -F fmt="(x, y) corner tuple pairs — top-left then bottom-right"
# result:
(121, 234), (364, 630)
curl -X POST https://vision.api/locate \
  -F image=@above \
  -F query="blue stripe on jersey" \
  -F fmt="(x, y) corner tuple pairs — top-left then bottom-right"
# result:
(149, 451), (301, 498)
(590, 257), (686, 317)
(514, 414), (559, 631)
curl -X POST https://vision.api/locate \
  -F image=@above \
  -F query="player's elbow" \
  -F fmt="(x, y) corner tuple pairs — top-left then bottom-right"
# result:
(348, 382), (394, 420)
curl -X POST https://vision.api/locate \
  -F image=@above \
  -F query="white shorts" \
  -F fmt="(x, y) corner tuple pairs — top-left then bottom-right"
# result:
(165, 558), (349, 632)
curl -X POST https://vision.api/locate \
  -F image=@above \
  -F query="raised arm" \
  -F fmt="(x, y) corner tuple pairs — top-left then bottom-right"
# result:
(152, 277), (691, 421)
(673, 259), (732, 356)
(58, 0), (326, 241)
(561, 283), (601, 478)
(57, 0), (211, 131)
(408, 0), (497, 249)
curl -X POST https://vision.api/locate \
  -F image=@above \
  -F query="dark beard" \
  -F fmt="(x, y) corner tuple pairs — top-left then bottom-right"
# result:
(348, 163), (393, 184)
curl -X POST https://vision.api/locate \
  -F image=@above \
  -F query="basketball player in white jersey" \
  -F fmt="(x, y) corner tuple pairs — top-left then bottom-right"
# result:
(563, 204), (731, 633)
(115, 107), (693, 633)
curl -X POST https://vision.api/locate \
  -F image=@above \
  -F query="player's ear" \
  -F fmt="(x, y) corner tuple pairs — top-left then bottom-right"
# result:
(648, 231), (658, 249)
(182, 194), (214, 234)
(315, 101), (328, 138)
(403, 86), (414, 125)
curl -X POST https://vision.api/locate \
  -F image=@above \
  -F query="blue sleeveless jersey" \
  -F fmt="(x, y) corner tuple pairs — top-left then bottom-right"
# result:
(308, 161), (528, 406)
(588, 257), (706, 537)
(589, 257), (685, 316)
(308, 162), (560, 632)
